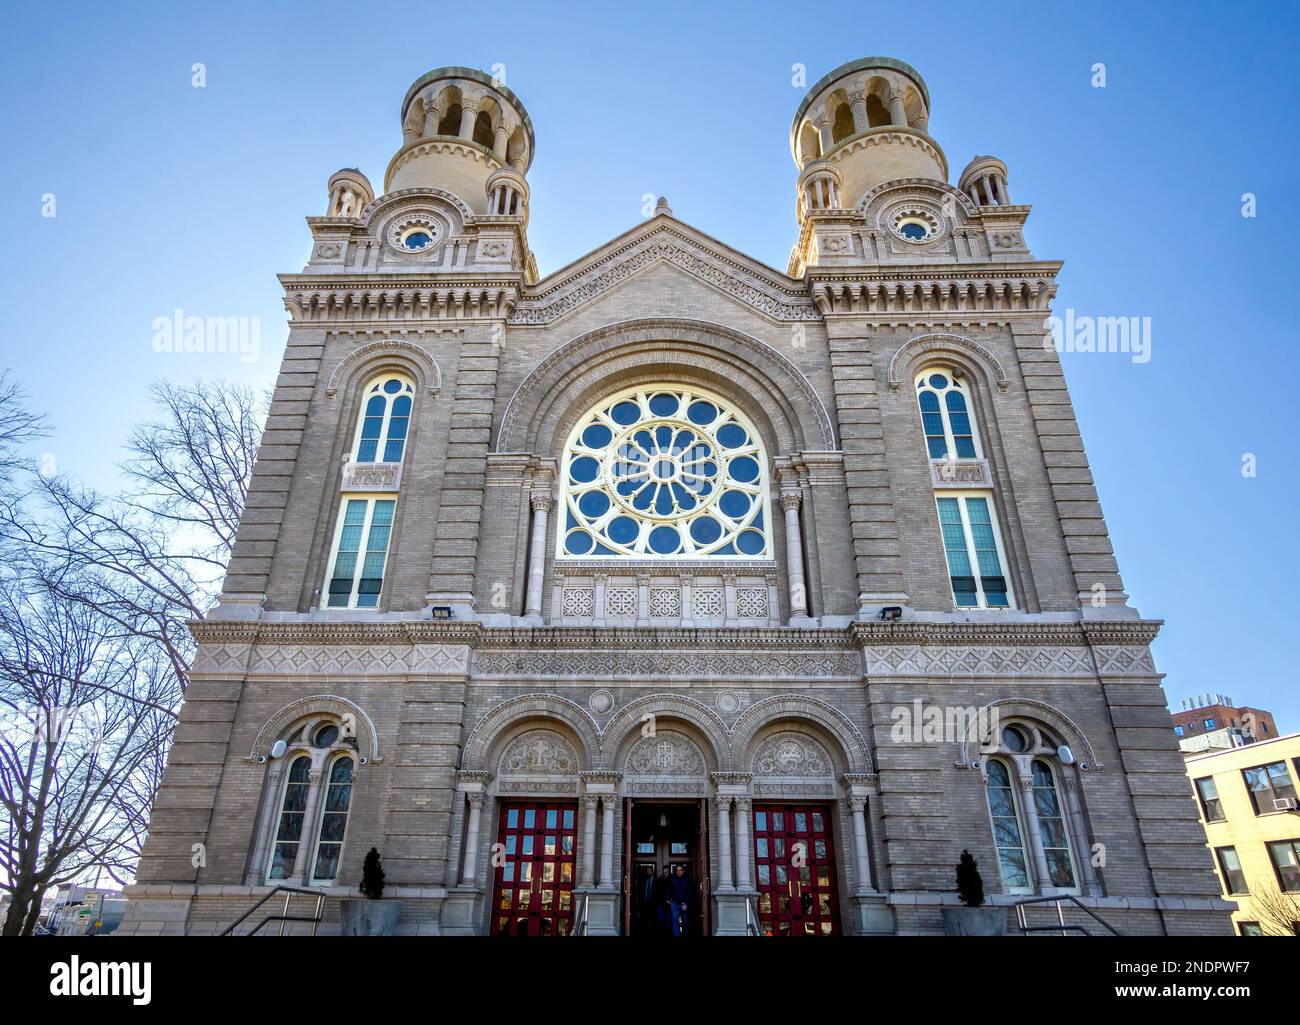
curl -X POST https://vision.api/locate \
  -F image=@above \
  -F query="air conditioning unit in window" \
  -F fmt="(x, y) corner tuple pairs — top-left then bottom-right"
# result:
(1272, 797), (1298, 812)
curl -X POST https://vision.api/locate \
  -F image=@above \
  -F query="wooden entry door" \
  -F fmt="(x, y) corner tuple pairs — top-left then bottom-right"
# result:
(751, 804), (840, 936)
(490, 801), (577, 936)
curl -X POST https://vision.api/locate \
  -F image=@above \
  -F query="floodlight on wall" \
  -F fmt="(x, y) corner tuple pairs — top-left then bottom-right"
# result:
(879, 606), (903, 621)
(1057, 745), (1075, 766)
(270, 739), (287, 759)
(431, 606), (453, 620)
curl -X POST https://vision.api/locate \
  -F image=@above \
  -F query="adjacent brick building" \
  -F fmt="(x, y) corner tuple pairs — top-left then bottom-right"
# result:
(119, 57), (1233, 936)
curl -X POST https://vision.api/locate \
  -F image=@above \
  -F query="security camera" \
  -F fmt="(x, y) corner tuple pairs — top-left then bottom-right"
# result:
(256, 754), (268, 764)
(359, 755), (369, 765)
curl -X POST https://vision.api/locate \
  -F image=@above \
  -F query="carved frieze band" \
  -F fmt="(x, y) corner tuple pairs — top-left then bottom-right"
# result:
(190, 642), (471, 677)
(472, 649), (862, 679)
(862, 644), (1157, 677)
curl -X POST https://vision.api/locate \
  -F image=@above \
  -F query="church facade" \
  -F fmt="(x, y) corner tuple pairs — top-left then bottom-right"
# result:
(119, 57), (1232, 936)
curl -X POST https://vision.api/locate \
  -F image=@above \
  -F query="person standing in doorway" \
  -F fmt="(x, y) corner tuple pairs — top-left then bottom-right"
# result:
(653, 865), (671, 934)
(667, 864), (693, 936)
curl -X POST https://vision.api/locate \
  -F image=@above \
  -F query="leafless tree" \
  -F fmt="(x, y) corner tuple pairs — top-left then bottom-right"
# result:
(1248, 880), (1300, 937)
(0, 570), (179, 935)
(0, 372), (47, 489)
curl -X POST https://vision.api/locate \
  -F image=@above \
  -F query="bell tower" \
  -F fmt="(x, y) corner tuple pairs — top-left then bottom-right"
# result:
(787, 56), (1034, 278)
(302, 67), (537, 281)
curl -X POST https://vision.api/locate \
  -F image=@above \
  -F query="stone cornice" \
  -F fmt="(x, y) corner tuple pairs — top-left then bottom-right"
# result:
(278, 275), (521, 322)
(190, 616), (1160, 652)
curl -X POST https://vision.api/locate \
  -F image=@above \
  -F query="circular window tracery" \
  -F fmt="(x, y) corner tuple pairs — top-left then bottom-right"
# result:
(559, 386), (771, 559)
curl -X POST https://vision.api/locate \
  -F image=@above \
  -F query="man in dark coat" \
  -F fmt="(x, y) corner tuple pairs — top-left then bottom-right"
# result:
(652, 866), (671, 934)
(666, 864), (693, 936)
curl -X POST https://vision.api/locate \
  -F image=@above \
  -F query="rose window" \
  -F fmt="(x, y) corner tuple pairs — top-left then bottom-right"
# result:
(558, 386), (771, 558)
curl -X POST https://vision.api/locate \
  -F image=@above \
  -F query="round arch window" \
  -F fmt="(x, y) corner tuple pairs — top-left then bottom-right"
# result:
(313, 723), (340, 748)
(558, 385), (771, 559)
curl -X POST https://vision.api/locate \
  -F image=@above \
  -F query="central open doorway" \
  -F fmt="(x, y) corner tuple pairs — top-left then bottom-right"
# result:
(624, 800), (709, 936)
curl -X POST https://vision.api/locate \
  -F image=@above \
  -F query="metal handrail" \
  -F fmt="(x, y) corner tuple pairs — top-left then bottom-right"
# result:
(745, 894), (763, 936)
(571, 894), (589, 936)
(220, 885), (326, 937)
(1013, 894), (1120, 937)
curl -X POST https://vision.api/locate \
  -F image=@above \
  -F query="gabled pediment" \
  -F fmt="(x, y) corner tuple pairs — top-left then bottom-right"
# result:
(508, 213), (819, 325)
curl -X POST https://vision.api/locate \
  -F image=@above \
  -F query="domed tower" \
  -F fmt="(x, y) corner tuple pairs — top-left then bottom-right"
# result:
(301, 67), (537, 280)
(788, 56), (1032, 276)
(389, 67), (534, 213)
(790, 57), (944, 211)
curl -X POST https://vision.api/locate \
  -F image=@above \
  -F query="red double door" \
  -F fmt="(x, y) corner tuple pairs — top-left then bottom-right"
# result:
(490, 801), (578, 936)
(751, 803), (840, 936)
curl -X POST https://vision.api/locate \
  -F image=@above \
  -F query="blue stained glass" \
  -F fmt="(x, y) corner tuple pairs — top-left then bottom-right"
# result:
(717, 424), (748, 449)
(607, 516), (639, 543)
(927, 437), (948, 458)
(578, 490), (610, 517)
(383, 378), (402, 394)
(922, 412), (945, 435)
(728, 456), (759, 482)
(720, 490), (751, 518)
(565, 530), (593, 555)
(648, 526), (680, 554)
(955, 437), (977, 458)
(582, 423), (612, 448)
(364, 396), (385, 418)
(649, 393), (679, 416)
(690, 516), (722, 544)
(928, 374), (948, 388)
(570, 457), (599, 483)
(736, 529), (765, 555)
(919, 391), (940, 411)
(945, 391), (967, 412)
(655, 425), (674, 448)
(610, 401), (640, 425)
(687, 401), (717, 425)
(654, 488), (674, 515)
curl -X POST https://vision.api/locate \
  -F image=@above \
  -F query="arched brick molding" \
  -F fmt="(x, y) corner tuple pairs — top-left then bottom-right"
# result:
(730, 694), (872, 775)
(249, 694), (382, 763)
(496, 318), (838, 455)
(887, 332), (1009, 391)
(460, 693), (600, 772)
(597, 693), (732, 772)
(325, 339), (442, 397)
(956, 697), (1101, 771)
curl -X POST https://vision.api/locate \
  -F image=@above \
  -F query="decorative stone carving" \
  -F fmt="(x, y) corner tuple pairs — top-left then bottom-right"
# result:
(561, 587), (595, 618)
(472, 649), (862, 679)
(887, 332), (1009, 391)
(605, 587), (637, 619)
(325, 339), (442, 397)
(861, 644), (1095, 677)
(735, 588), (769, 619)
(500, 730), (579, 776)
(625, 730), (706, 777)
(752, 732), (833, 778)
(693, 588), (724, 619)
(649, 588), (681, 619)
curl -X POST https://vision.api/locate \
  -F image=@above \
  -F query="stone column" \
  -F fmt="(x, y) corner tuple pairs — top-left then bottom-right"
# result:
(1061, 773), (1101, 896)
(524, 492), (551, 618)
(781, 490), (809, 620)
(888, 92), (908, 127)
(460, 791), (485, 887)
(579, 794), (599, 888)
(1019, 772), (1054, 891)
(247, 768), (283, 883)
(734, 797), (753, 890)
(993, 174), (1010, 205)
(422, 104), (441, 137)
(815, 117), (833, 155)
(598, 794), (616, 889)
(848, 91), (868, 134)
(493, 123), (510, 160)
(982, 174), (997, 206)
(848, 796), (875, 892)
(716, 795), (735, 890)
(289, 767), (324, 881)
(459, 101), (479, 140)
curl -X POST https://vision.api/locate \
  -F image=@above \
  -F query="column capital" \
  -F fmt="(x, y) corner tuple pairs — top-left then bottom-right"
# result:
(465, 790), (486, 807)
(780, 489), (803, 512)
(530, 491), (553, 512)
(456, 769), (493, 789)
(842, 772), (878, 793)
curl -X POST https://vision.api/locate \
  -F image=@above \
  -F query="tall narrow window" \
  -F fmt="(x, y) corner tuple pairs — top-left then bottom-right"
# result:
(936, 494), (1011, 608)
(268, 756), (311, 880)
(984, 760), (1031, 892)
(311, 756), (354, 883)
(1267, 839), (1300, 892)
(1194, 776), (1225, 822)
(352, 376), (414, 464)
(915, 370), (980, 460)
(1215, 846), (1248, 894)
(1031, 760), (1077, 888)
(324, 498), (395, 608)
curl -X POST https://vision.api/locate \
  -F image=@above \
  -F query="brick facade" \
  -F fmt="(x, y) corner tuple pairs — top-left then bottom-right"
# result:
(119, 58), (1232, 936)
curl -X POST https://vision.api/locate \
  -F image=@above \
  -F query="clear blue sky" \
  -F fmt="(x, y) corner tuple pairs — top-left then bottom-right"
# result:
(1, 1), (1296, 726)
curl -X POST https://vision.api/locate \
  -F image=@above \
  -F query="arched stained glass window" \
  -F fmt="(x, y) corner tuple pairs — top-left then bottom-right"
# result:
(311, 756), (354, 883)
(352, 375), (414, 464)
(268, 756), (311, 880)
(984, 759), (1030, 892)
(558, 386), (771, 559)
(1032, 759), (1077, 888)
(915, 369), (979, 459)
